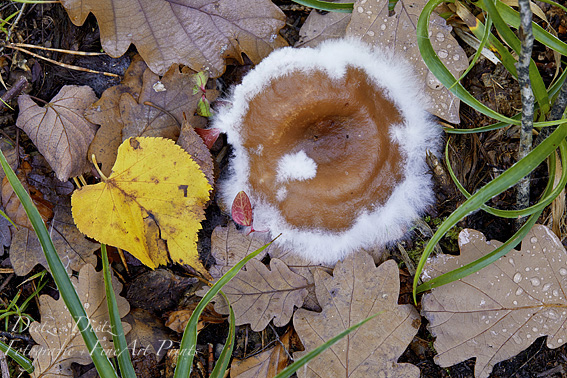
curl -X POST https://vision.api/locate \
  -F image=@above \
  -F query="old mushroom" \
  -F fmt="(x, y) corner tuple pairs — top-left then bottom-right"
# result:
(214, 39), (440, 264)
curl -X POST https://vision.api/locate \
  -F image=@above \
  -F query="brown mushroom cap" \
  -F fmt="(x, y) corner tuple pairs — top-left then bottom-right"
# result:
(214, 39), (440, 264)
(243, 68), (404, 231)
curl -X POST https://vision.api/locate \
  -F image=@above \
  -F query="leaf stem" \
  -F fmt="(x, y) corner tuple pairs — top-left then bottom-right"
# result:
(91, 154), (108, 181)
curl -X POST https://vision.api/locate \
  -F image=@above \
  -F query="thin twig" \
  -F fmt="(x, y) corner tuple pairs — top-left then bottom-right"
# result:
(535, 79), (567, 145)
(6, 3), (25, 42)
(0, 350), (9, 378)
(5, 44), (120, 78)
(0, 75), (27, 112)
(516, 0), (535, 225)
(9, 43), (106, 56)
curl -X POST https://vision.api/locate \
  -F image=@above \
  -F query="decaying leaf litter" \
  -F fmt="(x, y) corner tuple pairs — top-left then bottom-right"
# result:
(0, 0), (566, 377)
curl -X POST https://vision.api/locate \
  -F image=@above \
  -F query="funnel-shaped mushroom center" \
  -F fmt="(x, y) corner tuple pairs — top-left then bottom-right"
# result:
(242, 67), (404, 231)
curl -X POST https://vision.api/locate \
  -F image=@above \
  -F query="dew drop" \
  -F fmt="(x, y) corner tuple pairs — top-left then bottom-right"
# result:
(382, 293), (388, 299)
(380, 24), (387, 30)
(512, 333), (523, 344)
(480, 299), (486, 306)
(515, 287), (524, 296)
(437, 49), (448, 59)
(525, 267), (530, 272)
(513, 300), (518, 305)
(436, 32), (445, 42)
(553, 289), (559, 297)
(367, 31), (375, 36)
(508, 258), (515, 266)
(357, 6), (364, 13)
(84, 303), (90, 309)
(530, 277), (541, 287)
(530, 236), (538, 243)
(532, 327), (538, 332)
(426, 71), (443, 90)
(543, 283), (552, 292)
(559, 338), (564, 344)
(513, 272), (522, 283)
(453, 54), (460, 61)
(559, 268), (567, 276)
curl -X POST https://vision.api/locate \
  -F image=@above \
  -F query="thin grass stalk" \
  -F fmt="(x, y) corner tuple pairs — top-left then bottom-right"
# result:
(516, 0), (536, 220)
(209, 291), (235, 378)
(0, 150), (119, 378)
(272, 313), (380, 378)
(445, 138), (567, 218)
(101, 244), (136, 378)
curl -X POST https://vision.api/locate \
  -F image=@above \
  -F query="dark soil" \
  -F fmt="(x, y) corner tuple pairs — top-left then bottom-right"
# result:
(1, 0), (567, 377)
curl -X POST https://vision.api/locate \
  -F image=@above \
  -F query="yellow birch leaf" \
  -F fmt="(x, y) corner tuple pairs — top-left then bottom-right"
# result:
(71, 137), (211, 274)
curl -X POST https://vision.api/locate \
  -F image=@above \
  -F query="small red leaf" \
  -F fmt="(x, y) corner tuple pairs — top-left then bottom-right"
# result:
(231, 191), (253, 227)
(195, 128), (221, 149)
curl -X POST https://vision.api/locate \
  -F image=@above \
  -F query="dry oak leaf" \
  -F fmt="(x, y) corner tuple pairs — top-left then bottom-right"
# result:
(296, 1), (352, 47)
(71, 137), (211, 274)
(9, 199), (98, 276)
(293, 255), (420, 378)
(231, 327), (295, 378)
(29, 263), (130, 378)
(59, 0), (287, 77)
(213, 258), (309, 332)
(86, 55), (147, 177)
(346, 0), (467, 123)
(206, 223), (274, 279)
(16, 86), (98, 181)
(421, 225), (567, 378)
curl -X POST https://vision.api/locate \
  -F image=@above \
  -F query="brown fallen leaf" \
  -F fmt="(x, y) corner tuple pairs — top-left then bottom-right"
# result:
(231, 327), (295, 378)
(206, 224), (273, 279)
(165, 302), (224, 334)
(293, 255), (420, 378)
(9, 199), (98, 276)
(214, 258), (309, 332)
(422, 225), (567, 378)
(59, 0), (287, 77)
(2, 162), (54, 230)
(29, 263), (130, 377)
(296, 2), (352, 47)
(16, 85), (98, 181)
(346, 0), (468, 123)
(121, 65), (217, 140)
(177, 118), (214, 187)
(86, 55), (147, 176)
(124, 308), (173, 362)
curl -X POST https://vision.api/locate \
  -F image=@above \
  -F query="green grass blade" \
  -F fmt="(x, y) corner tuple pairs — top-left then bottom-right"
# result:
(101, 244), (136, 378)
(0, 208), (17, 229)
(450, 13), (493, 89)
(173, 238), (276, 377)
(0, 339), (34, 373)
(272, 313), (380, 378)
(486, 0), (567, 55)
(413, 123), (567, 302)
(418, 0), (519, 124)
(209, 291), (235, 378)
(0, 150), (119, 378)
(444, 138), (567, 218)
(480, 0), (549, 113)
(290, 0), (354, 12)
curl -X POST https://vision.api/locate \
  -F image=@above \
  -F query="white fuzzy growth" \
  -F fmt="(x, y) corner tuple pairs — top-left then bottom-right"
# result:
(213, 38), (441, 264)
(276, 151), (317, 183)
